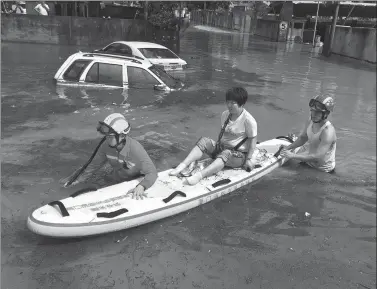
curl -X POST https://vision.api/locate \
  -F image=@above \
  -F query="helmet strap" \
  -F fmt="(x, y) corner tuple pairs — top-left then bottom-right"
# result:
(312, 111), (329, 123)
(115, 134), (127, 151)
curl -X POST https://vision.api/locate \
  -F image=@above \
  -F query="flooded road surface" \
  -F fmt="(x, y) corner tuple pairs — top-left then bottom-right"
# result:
(2, 25), (376, 289)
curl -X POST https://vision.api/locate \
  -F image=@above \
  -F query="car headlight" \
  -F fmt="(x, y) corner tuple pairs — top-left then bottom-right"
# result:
(182, 64), (188, 69)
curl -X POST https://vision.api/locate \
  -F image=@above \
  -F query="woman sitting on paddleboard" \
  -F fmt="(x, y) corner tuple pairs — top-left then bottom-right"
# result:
(170, 87), (258, 185)
(61, 113), (158, 200)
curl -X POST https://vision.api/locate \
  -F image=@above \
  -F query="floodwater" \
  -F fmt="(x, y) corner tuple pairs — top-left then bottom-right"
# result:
(2, 25), (376, 289)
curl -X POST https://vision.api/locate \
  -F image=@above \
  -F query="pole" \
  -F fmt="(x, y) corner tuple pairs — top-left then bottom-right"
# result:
(312, 1), (320, 47)
(328, 2), (340, 55)
(144, 1), (148, 21)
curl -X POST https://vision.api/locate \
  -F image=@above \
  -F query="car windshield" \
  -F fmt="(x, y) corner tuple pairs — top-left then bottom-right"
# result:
(149, 65), (179, 88)
(138, 48), (179, 59)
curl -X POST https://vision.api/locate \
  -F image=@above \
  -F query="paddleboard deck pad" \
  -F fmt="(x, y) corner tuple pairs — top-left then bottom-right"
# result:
(27, 136), (295, 238)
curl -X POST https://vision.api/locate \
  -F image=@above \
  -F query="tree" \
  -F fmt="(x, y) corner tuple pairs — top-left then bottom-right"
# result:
(249, 1), (270, 18)
(147, 1), (179, 29)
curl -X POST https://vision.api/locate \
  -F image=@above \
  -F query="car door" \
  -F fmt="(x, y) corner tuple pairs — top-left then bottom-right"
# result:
(126, 65), (161, 89)
(81, 61), (125, 88)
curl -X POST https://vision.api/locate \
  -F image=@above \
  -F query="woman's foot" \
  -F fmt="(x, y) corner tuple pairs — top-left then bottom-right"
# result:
(183, 172), (203, 186)
(169, 163), (187, 176)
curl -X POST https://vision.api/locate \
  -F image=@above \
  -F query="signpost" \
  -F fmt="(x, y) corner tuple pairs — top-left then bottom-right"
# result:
(278, 21), (288, 42)
(280, 21), (288, 31)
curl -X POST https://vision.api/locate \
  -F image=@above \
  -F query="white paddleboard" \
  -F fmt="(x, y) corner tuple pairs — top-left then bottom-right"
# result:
(27, 136), (295, 238)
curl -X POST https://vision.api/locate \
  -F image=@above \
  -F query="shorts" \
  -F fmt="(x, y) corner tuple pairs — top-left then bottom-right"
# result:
(195, 137), (246, 168)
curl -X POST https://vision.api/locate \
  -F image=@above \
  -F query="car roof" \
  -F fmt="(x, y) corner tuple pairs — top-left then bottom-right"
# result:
(74, 51), (152, 67)
(111, 41), (168, 49)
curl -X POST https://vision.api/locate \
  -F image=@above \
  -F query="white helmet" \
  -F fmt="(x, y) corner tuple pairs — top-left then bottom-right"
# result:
(100, 113), (130, 135)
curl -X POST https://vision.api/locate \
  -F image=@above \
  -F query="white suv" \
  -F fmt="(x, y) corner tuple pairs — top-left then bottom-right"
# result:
(54, 51), (184, 91)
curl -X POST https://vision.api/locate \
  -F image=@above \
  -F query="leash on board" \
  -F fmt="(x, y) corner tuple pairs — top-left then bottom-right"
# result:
(64, 136), (107, 187)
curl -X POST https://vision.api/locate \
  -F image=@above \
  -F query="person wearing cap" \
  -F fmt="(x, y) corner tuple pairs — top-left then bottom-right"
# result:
(280, 94), (337, 173)
(62, 113), (158, 200)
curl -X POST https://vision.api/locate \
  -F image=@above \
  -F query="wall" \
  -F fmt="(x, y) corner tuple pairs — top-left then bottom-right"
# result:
(322, 25), (376, 63)
(190, 9), (258, 34)
(255, 19), (280, 41)
(1, 14), (179, 53)
(331, 25), (376, 63)
(190, 10), (234, 30)
(190, 10), (289, 42)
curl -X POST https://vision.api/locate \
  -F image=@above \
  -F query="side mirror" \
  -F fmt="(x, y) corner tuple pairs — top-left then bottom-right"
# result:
(154, 84), (167, 91)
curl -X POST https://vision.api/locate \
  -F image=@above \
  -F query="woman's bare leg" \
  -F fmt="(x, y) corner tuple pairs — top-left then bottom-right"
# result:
(169, 145), (204, 176)
(184, 158), (225, 185)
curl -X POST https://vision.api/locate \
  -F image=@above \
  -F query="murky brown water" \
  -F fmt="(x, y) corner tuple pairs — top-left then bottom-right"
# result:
(2, 26), (376, 289)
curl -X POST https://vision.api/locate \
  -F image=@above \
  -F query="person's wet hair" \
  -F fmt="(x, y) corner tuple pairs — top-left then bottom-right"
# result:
(225, 87), (248, 106)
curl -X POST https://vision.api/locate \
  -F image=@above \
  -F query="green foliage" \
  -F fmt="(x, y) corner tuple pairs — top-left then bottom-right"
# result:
(147, 2), (178, 28)
(249, 1), (270, 17)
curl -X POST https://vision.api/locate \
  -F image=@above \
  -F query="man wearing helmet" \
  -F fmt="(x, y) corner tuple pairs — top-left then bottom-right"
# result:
(280, 94), (337, 173)
(63, 113), (158, 200)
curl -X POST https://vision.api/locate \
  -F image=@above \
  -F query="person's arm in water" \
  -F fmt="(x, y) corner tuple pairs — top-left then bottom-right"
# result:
(281, 125), (335, 162)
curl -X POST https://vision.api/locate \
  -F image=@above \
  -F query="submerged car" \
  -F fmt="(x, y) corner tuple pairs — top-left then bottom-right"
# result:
(54, 51), (184, 91)
(93, 41), (187, 72)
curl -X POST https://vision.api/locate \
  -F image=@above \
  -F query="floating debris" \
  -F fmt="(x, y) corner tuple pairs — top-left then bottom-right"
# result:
(116, 236), (128, 243)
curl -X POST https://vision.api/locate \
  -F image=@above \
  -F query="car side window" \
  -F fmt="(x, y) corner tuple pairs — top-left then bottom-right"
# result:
(104, 44), (120, 53)
(127, 66), (160, 88)
(118, 44), (133, 56)
(85, 63), (98, 83)
(63, 60), (91, 81)
(85, 62), (123, 87)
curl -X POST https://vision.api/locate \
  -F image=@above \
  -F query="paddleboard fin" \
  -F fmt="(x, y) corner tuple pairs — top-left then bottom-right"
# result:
(211, 179), (231, 188)
(97, 208), (128, 219)
(163, 191), (187, 203)
(48, 201), (70, 217)
(70, 186), (98, 198)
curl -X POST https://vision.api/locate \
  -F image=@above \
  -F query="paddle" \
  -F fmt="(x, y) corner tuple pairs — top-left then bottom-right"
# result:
(63, 136), (107, 187)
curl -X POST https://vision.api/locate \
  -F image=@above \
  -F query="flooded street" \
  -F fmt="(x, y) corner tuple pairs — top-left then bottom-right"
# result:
(2, 25), (376, 289)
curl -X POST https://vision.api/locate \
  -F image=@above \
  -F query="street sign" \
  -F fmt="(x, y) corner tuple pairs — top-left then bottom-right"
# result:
(280, 21), (288, 31)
